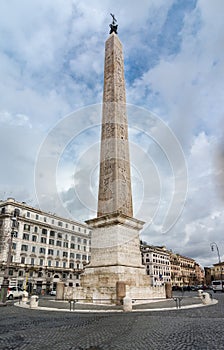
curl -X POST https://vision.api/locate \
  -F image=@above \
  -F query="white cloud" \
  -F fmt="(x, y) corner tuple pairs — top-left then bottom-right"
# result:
(0, 0), (223, 267)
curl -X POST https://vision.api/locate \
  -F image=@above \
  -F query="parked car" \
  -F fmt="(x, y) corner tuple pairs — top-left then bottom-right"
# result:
(49, 290), (56, 296)
(7, 286), (24, 300)
(212, 280), (224, 293)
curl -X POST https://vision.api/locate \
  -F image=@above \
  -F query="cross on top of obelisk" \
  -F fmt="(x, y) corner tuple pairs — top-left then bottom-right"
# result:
(109, 13), (118, 34)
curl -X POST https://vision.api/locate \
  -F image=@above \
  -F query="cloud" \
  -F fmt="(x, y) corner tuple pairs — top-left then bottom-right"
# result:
(0, 0), (223, 267)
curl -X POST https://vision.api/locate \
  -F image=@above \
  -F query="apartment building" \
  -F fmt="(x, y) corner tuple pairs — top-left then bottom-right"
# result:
(170, 253), (204, 287)
(141, 244), (171, 286)
(0, 198), (91, 294)
(141, 243), (204, 288)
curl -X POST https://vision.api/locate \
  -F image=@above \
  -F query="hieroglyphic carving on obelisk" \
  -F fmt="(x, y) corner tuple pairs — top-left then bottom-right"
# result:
(97, 31), (133, 218)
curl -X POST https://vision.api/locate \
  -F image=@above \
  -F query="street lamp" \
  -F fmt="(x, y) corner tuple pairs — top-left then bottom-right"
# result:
(210, 242), (222, 280)
(0, 209), (19, 304)
(210, 242), (221, 263)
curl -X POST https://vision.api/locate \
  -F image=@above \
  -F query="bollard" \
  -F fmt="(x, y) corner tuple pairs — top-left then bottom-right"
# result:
(201, 292), (212, 305)
(30, 295), (39, 309)
(197, 289), (203, 298)
(173, 296), (182, 309)
(123, 296), (132, 312)
(22, 291), (29, 303)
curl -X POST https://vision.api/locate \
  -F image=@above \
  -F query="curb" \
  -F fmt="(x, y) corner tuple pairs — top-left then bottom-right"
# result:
(14, 299), (218, 313)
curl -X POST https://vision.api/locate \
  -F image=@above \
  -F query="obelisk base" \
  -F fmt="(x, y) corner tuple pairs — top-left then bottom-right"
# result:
(70, 213), (166, 304)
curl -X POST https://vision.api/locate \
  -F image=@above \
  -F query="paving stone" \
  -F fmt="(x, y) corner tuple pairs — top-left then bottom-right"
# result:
(0, 293), (223, 350)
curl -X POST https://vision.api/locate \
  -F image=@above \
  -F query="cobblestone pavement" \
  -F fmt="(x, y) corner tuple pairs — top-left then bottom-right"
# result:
(0, 293), (223, 350)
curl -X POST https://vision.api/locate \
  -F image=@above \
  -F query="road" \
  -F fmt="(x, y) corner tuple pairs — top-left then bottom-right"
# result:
(0, 292), (223, 350)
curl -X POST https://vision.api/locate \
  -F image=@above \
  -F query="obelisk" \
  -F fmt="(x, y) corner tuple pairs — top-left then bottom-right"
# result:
(97, 25), (133, 218)
(78, 16), (165, 303)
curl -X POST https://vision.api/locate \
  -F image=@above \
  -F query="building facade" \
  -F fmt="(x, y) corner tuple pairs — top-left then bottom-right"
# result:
(0, 198), (91, 294)
(211, 262), (224, 281)
(141, 243), (204, 288)
(169, 252), (204, 287)
(141, 244), (171, 286)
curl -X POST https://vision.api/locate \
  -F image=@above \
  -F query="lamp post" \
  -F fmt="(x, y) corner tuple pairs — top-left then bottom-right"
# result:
(0, 209), (19, 305)
(210, 242), (222, 280)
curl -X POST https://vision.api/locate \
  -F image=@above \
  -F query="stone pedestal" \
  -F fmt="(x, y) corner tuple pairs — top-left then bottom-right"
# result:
(165, 283), (172, 299)
(56, 282), (64, 300)
(116, 281), (126, 305)
(76, 213), (166, 303)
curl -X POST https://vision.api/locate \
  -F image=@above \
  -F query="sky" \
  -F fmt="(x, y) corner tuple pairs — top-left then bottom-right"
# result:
(0, 0), (224, 267)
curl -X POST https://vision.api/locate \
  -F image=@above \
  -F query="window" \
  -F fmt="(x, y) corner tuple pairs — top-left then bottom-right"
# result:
(36, 214), (39, 220)
(27, 212), (30, 217)
(48, 249), (54, 256)
(39, 259), (43, 266)
(18, 270), (23, 276)
(31, 258), (34, 265)
(66, 223), (68, 228)
(42, 228), (47, 235)
(41, 237), (46, 243)
(63, 242), (68, 248)
(70, 243), (75, 249)
(77, 245), (80, 250)
(56, 240), (62, 247)
(51, 219), (54, 224)
(58, 221), (63, 227)
(77, 237), (81, 243)
(23, 224), (30, 231)
(82, 255), (87, 261)
(56, 261), (59, 267)
(21, 244), (28, 251)
(84, 229), (86, 233)
(72, 225), (75, 230)
(44, 217), (47, 222)
(39, 247), (46, 254)
(38, 271), (43, 277)
(78, 227), (80, 232)
(32, 246), (36, 253)
(32, 235), (37, 242)
(57, 233), (62, 239)
(63, 263), (66, 269)
(57, 250), (60, 256)
(69, 262), (74, 269)
(48, 260), (51, 267)
(70, 253), (75, 258)
(63, 252), (68, 258)
(23, 233), (29, 240)
(34, 226), (38, 233)
(49, 239), (55, 245)
(76, 254), (81, 260)
(50, 230), (55, 237)
(21, 257), (25, 264)
(13, 231), (18, 238)
(12, 243), (16, 250)
(71, 235), (75, 241)
(83, 239), (87, 244)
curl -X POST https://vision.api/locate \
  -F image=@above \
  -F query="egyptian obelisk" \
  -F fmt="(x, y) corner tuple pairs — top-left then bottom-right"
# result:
(78, 15), (165, 303)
